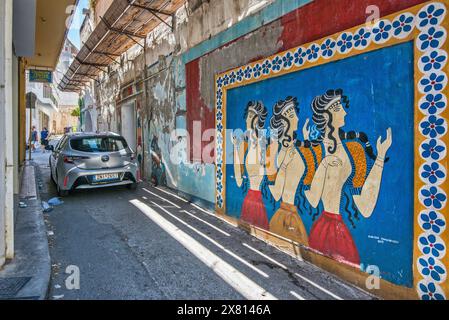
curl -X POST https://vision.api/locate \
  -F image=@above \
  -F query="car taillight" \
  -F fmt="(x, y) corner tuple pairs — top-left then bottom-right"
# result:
(64, 156), (89, 164)
(63, 156), (74, 164)
(124, 153), (136, 160)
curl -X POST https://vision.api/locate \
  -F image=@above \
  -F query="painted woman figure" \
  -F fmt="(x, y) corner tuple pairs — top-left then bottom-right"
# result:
(267, 97), (309, 246)
(232, 101), (270, 230)
(305, 89), (393, 266)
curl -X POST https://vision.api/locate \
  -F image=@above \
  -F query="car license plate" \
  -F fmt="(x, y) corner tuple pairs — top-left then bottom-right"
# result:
(93, 173), (119, 182)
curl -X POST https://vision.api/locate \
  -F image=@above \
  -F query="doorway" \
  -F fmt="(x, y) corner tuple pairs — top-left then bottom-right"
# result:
(121, 100), (137, 151)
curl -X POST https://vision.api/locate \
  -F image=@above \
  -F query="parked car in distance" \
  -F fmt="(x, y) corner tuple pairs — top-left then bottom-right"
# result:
(47, 132), (139, 196)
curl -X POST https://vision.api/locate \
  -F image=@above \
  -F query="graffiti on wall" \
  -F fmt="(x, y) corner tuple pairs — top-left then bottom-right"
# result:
(150, 134), (168, 187)
(215, 1), (449, 299)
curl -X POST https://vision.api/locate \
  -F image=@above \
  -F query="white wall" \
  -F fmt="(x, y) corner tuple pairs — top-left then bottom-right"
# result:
(0, 0), (7, 267)
(3, 0), (14, 259)
(0, 0), (14, 265)
(53, 40), (79, 107)
(13, 54), (19, 195)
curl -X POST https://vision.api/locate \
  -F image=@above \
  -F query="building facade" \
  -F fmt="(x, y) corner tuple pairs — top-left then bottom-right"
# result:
(51, 39), (80, 134)
(1, 0), (77, 268)
(26, 38), (79, 140)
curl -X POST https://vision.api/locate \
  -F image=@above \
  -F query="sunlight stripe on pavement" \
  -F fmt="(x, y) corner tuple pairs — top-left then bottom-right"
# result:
(155, 187), (189, 203)
(143, 188), (181, 209)
(242, 243), (287, 270)
(182, 210), (230, 237)
(290, 291), (306, 300)
(130, 199), (276, 300)
(294, 273), (343, 300)
(151, 201), (269, 278)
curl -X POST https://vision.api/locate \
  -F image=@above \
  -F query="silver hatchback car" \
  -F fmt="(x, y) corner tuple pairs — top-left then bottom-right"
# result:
(48, 132), (139, 196)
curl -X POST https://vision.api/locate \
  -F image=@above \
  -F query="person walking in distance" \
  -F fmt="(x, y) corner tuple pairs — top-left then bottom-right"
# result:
(31, 126), (38, 153)
(40, 127), (49, 153)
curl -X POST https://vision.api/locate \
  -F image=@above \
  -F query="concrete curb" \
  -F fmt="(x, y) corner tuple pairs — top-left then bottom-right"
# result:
(0, 162), (51, 300)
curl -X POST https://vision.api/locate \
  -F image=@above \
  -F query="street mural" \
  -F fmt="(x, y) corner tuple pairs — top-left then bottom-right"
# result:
(226, 44), (408, 282)
(150, 134), (168, 187)
(232, 101), (270, 230)
(215, 1), (449, 296)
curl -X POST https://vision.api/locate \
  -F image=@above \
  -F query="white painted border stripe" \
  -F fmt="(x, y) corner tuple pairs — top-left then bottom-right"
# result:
(191, 203), (237, 227)
(191, 203), (218, 217)
(151, 202), (269, 279)
(295, 273), (343, 300)
(130, 199), (276, 300)
(143, 188), (181, 209)
(182, 210), (231, 237)
(290, 291), (306, 300)
(155, 187), (189, 203)
(242, 243), (287, 270)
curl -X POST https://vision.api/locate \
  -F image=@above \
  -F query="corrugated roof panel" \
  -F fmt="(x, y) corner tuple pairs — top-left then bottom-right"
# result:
(60, 0), (185, 92)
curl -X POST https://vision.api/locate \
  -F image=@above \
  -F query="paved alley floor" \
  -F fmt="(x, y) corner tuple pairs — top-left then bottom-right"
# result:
(30, 151), (376, 300)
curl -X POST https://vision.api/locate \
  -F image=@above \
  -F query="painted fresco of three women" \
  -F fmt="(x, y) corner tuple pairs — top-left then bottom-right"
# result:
(232, 89), (393, 266)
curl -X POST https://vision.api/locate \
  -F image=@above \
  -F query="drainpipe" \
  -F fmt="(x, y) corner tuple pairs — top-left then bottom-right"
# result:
(0, 0), (7, 267)
(142, 37), (148, 181)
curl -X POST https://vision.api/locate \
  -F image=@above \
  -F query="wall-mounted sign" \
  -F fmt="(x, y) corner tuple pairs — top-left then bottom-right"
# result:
(29, 69), (53, 83)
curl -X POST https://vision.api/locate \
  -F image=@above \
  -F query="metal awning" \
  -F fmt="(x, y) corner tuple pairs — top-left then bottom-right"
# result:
(59, 0), (185, 92)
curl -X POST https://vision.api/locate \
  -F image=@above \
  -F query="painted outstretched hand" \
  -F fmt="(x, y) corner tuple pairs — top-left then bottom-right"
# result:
(231, 132), (243, 147)
(302, 119), (310, 141)
(377, 128), (393, 159)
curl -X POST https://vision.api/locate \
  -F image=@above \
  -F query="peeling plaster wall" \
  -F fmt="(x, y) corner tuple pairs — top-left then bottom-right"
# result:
(145, 57), (178, 189)
(85, 0), (446, 299)
(181, 0), (310, 205)
(176, 0), (277, 52)
(96, 72), (120, 133)
(198, 21), (283, 110)
(93, 0), (315, 206)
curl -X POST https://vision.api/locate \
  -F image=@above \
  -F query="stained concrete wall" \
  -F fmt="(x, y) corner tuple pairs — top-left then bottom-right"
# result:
(95, 0), (428, 207)
(96, 0), (288, 207)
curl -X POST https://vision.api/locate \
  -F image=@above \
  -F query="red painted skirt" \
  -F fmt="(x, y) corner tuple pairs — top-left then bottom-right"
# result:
(240, 190), (269, 230)
(309, 211), (360, 265)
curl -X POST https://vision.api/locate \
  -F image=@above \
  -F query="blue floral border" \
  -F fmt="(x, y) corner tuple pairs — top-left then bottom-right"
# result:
(215, 1), (448, 300)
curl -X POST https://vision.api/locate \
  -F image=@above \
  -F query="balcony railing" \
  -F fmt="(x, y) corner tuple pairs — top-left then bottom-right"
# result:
(43, 84), (58, 108)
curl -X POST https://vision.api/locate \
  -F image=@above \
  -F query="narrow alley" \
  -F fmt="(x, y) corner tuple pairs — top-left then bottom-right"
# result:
(2, 0), (448, 305)
(32, 152), (373, 300)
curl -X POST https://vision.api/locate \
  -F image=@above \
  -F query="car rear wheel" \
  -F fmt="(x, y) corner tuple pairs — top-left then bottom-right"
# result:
(50, 164), (56, 185)
(127, 182), (138, 191)
(57, 184), (69, 197)
(56, 173), (69, 197)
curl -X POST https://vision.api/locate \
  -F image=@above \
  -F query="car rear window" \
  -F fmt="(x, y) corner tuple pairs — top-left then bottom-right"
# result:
(70, 137), (128, 153)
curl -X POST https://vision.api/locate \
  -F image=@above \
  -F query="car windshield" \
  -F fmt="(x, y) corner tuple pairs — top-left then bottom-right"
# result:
(70, 136), (128, 153)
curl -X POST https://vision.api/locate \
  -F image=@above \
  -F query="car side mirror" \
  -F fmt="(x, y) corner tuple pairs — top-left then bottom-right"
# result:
(45, 145), (54, 151)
